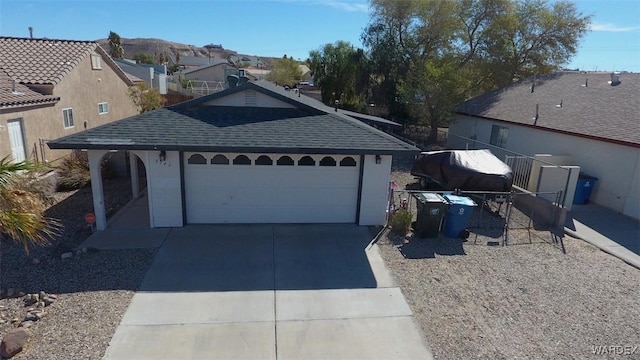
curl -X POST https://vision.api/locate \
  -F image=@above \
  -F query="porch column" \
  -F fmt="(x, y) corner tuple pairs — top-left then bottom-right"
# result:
(88, 150), (109, 230)
(129, 151), (139, 198)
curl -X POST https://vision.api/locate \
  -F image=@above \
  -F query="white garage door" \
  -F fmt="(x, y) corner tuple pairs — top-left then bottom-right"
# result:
(185, 153), (360, 223)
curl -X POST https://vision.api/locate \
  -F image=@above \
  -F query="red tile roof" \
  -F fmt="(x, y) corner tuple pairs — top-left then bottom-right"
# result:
(0, 72), (59, 108)
(0, 37), (99, 85)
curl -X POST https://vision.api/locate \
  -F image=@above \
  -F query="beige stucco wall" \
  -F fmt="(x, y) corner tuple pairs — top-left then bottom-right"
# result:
(0, 51), (138, 163)
(448, 115), (640, 220)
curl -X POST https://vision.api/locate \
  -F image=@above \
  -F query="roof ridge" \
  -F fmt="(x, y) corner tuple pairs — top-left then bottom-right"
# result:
(0, 36), (97, 44)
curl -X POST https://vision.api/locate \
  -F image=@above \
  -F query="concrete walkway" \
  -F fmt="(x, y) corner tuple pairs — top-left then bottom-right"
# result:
(565, 203), (640, 269)
(100, 224), (434, 360)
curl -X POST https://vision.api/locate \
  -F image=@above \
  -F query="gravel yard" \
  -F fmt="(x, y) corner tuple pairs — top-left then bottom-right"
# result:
(1, 177), (156, 359)
(1, 156), (638, 359)
(382, 154), (640, 359)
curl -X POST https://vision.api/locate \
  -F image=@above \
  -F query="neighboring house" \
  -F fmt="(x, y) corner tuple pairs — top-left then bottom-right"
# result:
(177, 59), (234, 86)
(173, 55), (226, 69)
(113, 58), (168, 94)
(48, 80), (418, 230)
(177, 62), (257, 94)
(299, 64), (313, 83)
(448, 71), (640, 220)
(229, 54), (261, 68)
(0, 36), (137, 163)
(244, 66), (270, 80)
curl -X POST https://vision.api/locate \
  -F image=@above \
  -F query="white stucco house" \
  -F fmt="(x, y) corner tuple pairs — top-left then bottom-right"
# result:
(48, 80), (418, 230)
(448, 71), (640, 221)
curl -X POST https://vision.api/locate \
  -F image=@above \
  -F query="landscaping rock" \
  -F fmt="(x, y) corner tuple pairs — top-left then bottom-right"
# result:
(29, 309), (47, 320)
(18, 321), (34, 329)
(0, 328), (31, 358)
(43, 297), (55, 306)
(61, 252), (73, 259)
(23, 294), (37, 306)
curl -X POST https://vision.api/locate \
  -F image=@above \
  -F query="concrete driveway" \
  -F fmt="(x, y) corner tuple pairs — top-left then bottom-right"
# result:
(103, 224), (433, 360)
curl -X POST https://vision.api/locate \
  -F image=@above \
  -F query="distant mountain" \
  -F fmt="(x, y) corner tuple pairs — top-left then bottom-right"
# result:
(95, 37), (275, 67)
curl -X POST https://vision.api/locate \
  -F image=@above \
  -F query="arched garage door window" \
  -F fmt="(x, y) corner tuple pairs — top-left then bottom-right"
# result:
(319, 156), (336, 166)
(255, 155), (273, 165)
(233, 155), (251, 165)
(298, 156), (315, 166)
(188, 154), (207, 164)
(277, 156), (294, 166)
(340, 157), (357, 167)
(211, 154), (229, 164)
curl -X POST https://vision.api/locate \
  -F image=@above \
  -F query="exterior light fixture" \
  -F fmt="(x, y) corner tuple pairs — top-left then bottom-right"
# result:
(375, 155), (382, 164)
(159, 150), (166, 162)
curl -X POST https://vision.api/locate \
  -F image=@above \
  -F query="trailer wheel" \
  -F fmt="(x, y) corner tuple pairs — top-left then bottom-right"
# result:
(419, 177), (428, 189)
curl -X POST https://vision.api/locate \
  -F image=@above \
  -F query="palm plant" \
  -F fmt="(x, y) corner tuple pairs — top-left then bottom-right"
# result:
(0, 156), (59, 254)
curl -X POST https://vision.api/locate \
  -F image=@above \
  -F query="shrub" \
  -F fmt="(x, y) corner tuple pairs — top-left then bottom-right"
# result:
(388, 209), (413, 235)
(56, 151), (90, 191)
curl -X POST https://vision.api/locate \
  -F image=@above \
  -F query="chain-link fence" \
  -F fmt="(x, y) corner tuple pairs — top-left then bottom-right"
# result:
(388, 188), (566, 253)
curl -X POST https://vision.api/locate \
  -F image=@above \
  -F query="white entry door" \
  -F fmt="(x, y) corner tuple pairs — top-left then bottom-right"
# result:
(7, 120), (26, 163)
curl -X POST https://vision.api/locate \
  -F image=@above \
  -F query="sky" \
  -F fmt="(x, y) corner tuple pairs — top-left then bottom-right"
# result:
(0, 0), (638, 72)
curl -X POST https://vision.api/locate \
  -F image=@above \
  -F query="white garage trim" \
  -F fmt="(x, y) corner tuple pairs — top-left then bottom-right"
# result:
(184, 153), (360, 224)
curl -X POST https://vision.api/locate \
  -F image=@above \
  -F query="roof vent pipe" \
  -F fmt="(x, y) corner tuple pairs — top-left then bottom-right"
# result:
(533, 103), (539, 125)
(28, 27), (33, 38)
(531, 73), (537, 93)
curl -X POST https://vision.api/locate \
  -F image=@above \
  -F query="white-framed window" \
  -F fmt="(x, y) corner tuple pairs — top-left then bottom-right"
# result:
(98, 102), (109, 114)
(62, 108), (74, 128)
(490, 125), (509, 148)
(91, 54), (102, 70)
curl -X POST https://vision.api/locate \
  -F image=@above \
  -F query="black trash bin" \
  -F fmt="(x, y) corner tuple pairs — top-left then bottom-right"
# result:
(412, 192), (448, 238)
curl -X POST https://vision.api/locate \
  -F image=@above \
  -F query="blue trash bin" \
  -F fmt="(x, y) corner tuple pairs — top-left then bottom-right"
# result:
(443, 195), (477, 238)
(573, 174), (598, 205)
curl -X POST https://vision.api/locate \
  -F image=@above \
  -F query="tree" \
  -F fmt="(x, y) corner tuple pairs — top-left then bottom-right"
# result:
(108, 31), (124, 59)
(308, 41), (362, 106)
(128, 82), (164, 113)
(133, 53), (156, 65)
(363, 0), (590, 137)
(478, 0), (591, 89)
(0, 157), (58, 254)
(265, 56), (303, 86)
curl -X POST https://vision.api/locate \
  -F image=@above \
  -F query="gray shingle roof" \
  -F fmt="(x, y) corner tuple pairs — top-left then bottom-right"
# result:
(251, 80), (401, 128)
(457, 71), (640, 147)
(0, 72), (59, 109)
(48, 81), (418, 154)
(179, 56), (228, 68)
(181, 58), (230, 74)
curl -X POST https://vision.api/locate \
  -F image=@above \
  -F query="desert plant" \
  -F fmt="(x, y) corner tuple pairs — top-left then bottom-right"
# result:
(0, 157), (60, 255)
(388, 209), (413, 235)
(56, 151), (90, 190)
